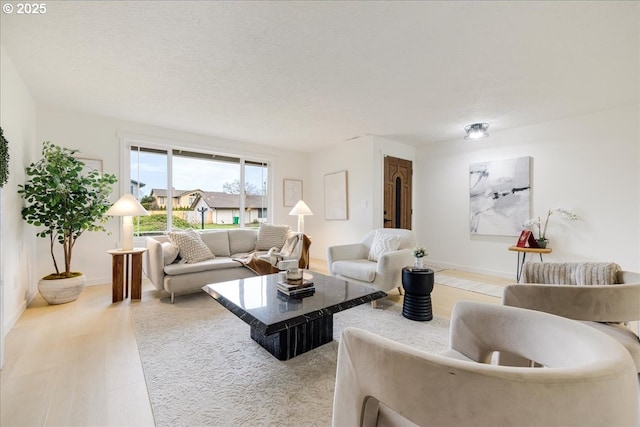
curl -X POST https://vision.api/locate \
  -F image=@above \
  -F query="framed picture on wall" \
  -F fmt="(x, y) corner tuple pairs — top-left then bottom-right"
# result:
(283, 179), (302, 207)
(469, 156), (530, 236)
(77, 157), (103, 176)
(324, 170), (348, 220)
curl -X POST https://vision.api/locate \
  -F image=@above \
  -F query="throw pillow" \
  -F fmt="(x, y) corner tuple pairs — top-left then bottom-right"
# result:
(368, 230), (402, 262)
(168, 230), (215, 263)
(575, 262), (621, 286)
(161, 241), (180, 265)
(255, 224), (290, 251)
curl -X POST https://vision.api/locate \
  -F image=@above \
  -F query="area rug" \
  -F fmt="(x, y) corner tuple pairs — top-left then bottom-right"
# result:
(131, 293), (450, 427)
(435, 272), (504, 298)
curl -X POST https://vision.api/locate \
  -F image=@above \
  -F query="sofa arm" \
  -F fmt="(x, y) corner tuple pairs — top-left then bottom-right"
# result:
(144, 237), (166, 291)
(327, 243), (368, 274)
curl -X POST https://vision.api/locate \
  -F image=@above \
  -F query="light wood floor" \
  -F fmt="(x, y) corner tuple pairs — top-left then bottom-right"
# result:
(1, 260), (510, 426)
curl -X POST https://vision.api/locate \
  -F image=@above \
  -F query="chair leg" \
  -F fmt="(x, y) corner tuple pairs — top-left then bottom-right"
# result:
(371, 300), (378, 308)
(397, 286), (403, 296)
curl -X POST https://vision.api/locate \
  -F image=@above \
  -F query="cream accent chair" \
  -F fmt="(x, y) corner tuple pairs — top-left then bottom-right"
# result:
(326, 228), (415, 295)
(502, 281), (640, 373)
(332, 301), (638, 427)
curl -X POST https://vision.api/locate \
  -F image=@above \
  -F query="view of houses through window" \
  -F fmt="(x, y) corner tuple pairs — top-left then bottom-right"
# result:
(129, 145), (269, 236)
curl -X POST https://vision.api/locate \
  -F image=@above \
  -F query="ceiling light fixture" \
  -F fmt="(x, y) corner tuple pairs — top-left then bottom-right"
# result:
(464, 123), (490, 140)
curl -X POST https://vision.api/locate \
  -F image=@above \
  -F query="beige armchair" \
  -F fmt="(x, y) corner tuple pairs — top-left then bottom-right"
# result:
(507, 261), (640, 372)
(502, 281), (640, 373)
(332, 301), (638, 427)
(326, 228), (415, 294)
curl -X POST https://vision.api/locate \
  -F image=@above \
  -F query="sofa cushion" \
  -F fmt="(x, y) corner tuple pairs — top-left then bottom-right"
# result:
(200, 231), (231, 257)
(168, 230), (215, 263)
(332, 260), (377, 283)
(228, 229), (259, 254)
(255, 223), (290, 251)
(163, 257), (242, 276)
(368, 230), (402, 262)
(161, 241), (180, 265)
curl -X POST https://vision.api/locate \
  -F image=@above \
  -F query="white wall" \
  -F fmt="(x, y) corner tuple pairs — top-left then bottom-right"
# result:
(36, 105), (309, 285)
(306, 136), (374, 260)
(0, 46), (39, 360)
(306, 135), (416, 261)
(418, 105), (640, 278)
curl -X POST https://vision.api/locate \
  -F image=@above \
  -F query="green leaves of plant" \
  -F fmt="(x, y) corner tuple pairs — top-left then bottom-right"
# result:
(17, 141), (118, 275)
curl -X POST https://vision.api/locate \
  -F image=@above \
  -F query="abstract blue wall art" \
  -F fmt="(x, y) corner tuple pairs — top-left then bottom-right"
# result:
(469, 156), (531, 236)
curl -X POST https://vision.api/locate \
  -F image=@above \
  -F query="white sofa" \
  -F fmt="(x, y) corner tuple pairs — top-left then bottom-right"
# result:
(144, 227), (305, 302)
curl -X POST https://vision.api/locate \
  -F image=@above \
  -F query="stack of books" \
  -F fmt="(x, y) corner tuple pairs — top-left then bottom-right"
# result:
(276, 278), (315, 298)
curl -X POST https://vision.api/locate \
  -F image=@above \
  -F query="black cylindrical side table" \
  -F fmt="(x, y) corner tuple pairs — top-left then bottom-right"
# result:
(401, 267), (434, 321)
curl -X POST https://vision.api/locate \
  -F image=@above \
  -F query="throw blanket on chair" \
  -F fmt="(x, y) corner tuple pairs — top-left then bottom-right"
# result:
(234, 234), (311, 276)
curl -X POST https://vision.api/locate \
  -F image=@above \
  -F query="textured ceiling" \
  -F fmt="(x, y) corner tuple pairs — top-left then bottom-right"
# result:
(1, 1), (638, 152)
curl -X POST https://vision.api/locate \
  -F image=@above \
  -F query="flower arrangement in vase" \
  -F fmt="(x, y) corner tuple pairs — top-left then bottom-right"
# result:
(524, 208), (580, 248)
(413, 246), (427, 269)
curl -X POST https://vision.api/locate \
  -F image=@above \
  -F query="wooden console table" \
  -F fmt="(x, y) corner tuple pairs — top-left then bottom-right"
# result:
(508, 246), (552, 283)
(108, 248), (147, 303)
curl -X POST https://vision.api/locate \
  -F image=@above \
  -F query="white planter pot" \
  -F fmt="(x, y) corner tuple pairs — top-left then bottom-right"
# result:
(38, 273), (86, 305)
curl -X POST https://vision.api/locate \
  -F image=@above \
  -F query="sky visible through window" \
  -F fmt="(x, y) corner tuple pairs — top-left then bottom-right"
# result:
(131, 151), (267, 197)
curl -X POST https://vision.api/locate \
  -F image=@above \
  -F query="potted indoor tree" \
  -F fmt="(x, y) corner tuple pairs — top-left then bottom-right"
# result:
(18, 141), (117, 304)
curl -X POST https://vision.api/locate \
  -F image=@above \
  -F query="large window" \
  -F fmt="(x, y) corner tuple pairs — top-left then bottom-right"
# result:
(129, 144), (270, 236)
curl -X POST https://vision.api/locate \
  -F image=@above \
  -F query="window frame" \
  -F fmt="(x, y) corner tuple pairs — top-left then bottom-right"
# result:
(118, 132), (273, 241)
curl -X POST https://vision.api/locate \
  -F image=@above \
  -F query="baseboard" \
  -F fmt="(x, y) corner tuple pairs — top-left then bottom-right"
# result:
(3, 299), (27, 338)
(85, 276), (111, 287)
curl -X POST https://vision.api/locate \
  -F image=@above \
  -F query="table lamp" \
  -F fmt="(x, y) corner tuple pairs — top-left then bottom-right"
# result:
(106, 193), (149, 251)
(288, 200), (313, 234)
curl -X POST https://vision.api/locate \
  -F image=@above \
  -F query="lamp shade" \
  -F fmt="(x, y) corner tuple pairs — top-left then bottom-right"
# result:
(106, 193), (149, 217)
(107, 194), (148, 251)
(289, 200), (313, 234)
(288, 200), (313, 216)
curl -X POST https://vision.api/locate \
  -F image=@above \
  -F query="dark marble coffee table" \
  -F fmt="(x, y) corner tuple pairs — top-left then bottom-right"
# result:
(202, 272), (386, 360)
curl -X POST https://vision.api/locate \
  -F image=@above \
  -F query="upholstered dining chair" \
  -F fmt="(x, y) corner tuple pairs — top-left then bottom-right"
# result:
(332, 301), (638, 427)
(326, 228), (415, 294)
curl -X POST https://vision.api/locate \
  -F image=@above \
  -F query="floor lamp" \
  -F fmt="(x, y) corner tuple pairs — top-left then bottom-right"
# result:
(106, 193), (149, 251)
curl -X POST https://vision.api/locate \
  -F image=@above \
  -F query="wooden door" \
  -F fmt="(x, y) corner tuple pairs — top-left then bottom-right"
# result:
(383, 156), (412, 229)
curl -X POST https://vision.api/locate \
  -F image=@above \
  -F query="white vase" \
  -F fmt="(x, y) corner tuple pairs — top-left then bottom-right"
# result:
(38, 273), (86, 305)
(414, 257), (424, 269)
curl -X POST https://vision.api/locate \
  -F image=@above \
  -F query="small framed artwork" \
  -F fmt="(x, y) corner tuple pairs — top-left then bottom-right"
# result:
(77, 157), (103, 175)
(324, 170), (348, 220)
(283, 179), (302, 207)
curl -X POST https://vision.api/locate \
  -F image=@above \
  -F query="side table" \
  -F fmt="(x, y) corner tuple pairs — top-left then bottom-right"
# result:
(107, 248), (147, 303)
(508, 246), (552, 283)
(401, 267), (434, 321)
